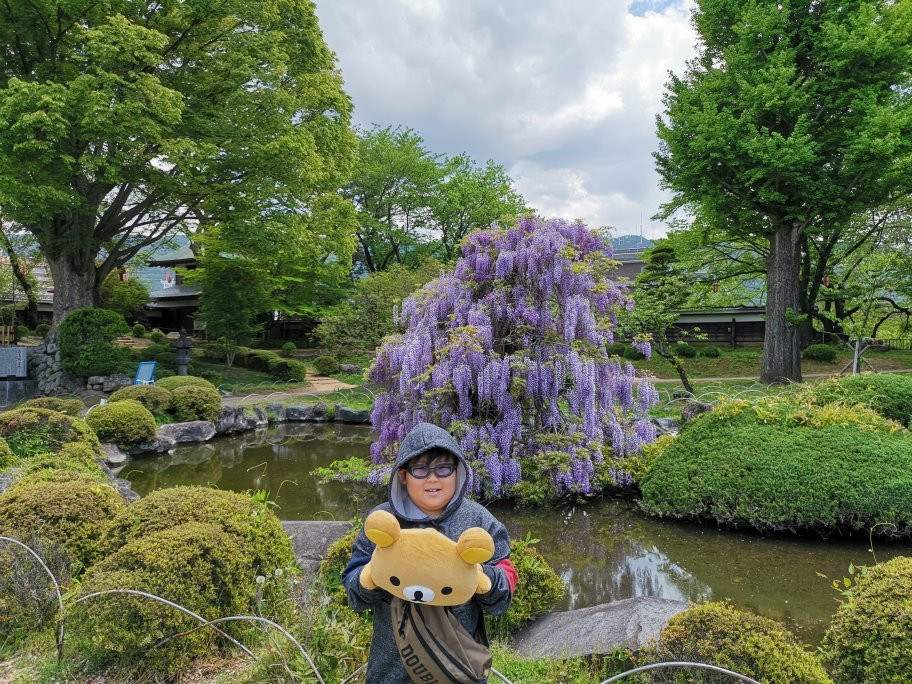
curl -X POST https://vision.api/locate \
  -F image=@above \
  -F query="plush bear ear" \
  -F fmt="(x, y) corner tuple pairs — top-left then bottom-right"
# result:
(364, 510), (401, 548)
(457, 527), (494, 564)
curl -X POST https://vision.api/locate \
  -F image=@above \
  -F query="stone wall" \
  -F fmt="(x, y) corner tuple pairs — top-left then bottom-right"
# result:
(28, 332), (83, 396)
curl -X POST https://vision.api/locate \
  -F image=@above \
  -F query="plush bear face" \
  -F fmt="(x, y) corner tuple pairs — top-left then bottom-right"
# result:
(359, 509), (495, 607)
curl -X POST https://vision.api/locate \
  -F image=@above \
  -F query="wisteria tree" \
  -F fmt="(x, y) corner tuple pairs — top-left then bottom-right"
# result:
(367, 216), (658, 499)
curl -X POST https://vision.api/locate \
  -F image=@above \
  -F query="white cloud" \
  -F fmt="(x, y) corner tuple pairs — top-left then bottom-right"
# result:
(315, 0), (696, 238)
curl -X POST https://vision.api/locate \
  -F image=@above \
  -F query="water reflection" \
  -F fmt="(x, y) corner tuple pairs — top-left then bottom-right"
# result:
(122, 424), (912, 644)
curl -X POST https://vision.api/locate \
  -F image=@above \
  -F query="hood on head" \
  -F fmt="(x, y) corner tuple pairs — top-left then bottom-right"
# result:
(389, 422), (468, 522)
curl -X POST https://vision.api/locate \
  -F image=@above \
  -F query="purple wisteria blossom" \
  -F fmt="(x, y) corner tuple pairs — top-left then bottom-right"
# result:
(368, 216), (658, 497)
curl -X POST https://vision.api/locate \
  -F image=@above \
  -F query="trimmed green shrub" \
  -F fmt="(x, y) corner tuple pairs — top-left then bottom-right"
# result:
(699, 345), (722, 358)
(101, 486), (295, 582)
(149, 329), (169, 344)
(108, 385), (173, 416)
(802, 343), (837, 363)
(15, 325), (30, 339)
(281, 341), (297, 357)
(21, 396), (84, 416)
(0, 472), (124, 570)
(85, 400), (157, 448)
(807, 372), (912, 426)
(672, 341), (698, 358)
(268, 358), (309, 382)
(58, 308), (131, 377)
(157, 375), (217, 392)
(822, 556), (912, 684)
(638, 602), (832, 684)
(20, 441), (107, 481)
(0, 437), (12, 466)
(247, 349), (281, 372)
(640, 400), (912, 535)
(622, 345), (645, 361)
(74, 522), (255, 674)
(131, 323), (146, 337)
(0, 407), (103, 468)
(606, 342), (629, 357)
(156, 368), (175, 379)
(199, 370), (223, 387)
(34, 323), (50, 338)
(170, 385), (222, 422)
(312, 355), (340, 376)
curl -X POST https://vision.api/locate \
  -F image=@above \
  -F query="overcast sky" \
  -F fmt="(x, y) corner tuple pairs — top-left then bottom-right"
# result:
(314, 0), (697, 239)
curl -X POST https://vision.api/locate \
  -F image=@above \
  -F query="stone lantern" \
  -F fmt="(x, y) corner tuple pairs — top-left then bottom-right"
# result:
(171, 328), (194, 376)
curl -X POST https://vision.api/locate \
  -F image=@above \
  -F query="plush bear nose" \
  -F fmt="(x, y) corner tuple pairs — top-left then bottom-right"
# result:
(404, 585), (435, 603)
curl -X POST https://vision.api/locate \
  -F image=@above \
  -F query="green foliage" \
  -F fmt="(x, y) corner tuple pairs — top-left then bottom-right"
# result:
(607, 342), (629, 357)
(821, 556), (912, 684)
(492, 646), (631, 684)
(58, 309), (130, 377)
(489, 534), (565, 640)
(802, 344), (838, 363)
(672, 341), (697, 358)
(638, 602), (832, 684)
(622, 345), (646, 361)
(0, 407), (102, 468)
(198, 370), (223, 387)
(21, 397), (84, 416)
(85, 400), (156, 448)
(15, 324), (29, 338)
(98, 272), (150, 320)
(640, 399), (912, 535)
(698, 345), (721, 358)
(108, 385), (173, 417)
(170, 385), (222, 422)
(0, 472), (124, 570)
(149, 330), (168, 345)
(34, 323), (50, 337)
(73, 522), (258, 674)
(313, 355), (340, 376)
(131, 323), (145, 337)
(806, 373), (912, 427)
(281, 341), (297, 357)
(156, 375), (217, 392)
(609, 434), (677, 487)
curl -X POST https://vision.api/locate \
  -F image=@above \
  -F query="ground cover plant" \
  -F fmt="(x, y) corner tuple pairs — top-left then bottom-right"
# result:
(366, 216), (659, 499)
(0, 407), (103, 470)
(804, 372), (912, 427)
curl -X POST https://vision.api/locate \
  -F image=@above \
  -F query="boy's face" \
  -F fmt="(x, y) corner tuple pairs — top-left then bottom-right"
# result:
(399, 450), (458, 518)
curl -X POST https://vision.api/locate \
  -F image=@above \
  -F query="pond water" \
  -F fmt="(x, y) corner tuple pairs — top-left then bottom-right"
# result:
(121, 422), (912, 645)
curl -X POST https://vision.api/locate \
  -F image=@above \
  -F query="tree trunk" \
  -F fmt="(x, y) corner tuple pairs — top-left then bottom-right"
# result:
(47, 254), (97, 325)
(761, 223), (803, 384)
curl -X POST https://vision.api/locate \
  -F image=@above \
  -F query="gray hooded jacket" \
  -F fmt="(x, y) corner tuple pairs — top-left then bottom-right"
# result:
(342, 423), (513, 683)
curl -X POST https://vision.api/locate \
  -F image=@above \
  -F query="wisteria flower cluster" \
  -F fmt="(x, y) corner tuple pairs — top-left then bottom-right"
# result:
(368, 216), (658, 497)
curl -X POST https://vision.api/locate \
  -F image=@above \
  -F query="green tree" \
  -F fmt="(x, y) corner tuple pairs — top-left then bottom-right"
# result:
(0, 1), (355, 324)
(99, 271), (149, 321)
(656, 0), (912, 383)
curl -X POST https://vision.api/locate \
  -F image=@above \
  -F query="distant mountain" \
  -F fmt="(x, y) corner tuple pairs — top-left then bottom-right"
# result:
(610, 234), (654, 251)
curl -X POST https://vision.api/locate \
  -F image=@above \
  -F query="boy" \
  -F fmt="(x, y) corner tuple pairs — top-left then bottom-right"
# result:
(343, 422), (518, 683)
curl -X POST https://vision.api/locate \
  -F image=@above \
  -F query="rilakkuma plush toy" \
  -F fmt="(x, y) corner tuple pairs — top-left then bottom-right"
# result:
(358, 509), (495, 606)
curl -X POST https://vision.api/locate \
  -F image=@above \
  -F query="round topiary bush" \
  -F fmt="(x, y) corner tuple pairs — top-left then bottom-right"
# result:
(108, 385), (173, 417)
(73, 522), (254, 675)
(149, 329), (168, 344)
(85, 400), (157, 448)
(802, 343), (838, 363)
(0, 407), (103, 468)
(638, 602), (832, 684)
(170, 385), (221, 422)
(640, 399), (912, 535)
(58, 308), (131, 377)
(156, 375), (217, 392)
(199, 370), (223, 387)
(807, 372), (912, 426)
(21, 396), (85, 416)
(0, 472), (125, 570)
(699, 345), (722, 358)
(281, 341), (297, 357)
(312, 355), (340, 376)
(821, 556), (912, 683)
(34, 323), (50, 338)
(672, 341), (698, 358)
(15, 325), (30, 339)
(132, 323), (146, 337)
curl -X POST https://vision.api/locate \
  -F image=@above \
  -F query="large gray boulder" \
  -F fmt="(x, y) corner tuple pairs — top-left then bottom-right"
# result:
(128, 434), (176, 455)
(680, 400), (713, 423)
(157, 421), (217, 444)
(282, 520), (352, 583)
(512, 597), (689, 658)
(101, 443), (128, 466)
(285, 402), (329, 422)
(215, 406), (255, 434)
(651, 417), (680, 436)
(334, 405), (371, 424)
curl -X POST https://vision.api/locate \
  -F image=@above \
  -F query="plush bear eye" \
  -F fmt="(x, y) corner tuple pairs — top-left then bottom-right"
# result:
(390, 576), (401, 586)
(441, 586), (452, 595)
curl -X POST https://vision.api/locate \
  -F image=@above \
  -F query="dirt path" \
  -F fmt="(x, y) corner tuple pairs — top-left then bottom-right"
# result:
(221, 374), (359, 405)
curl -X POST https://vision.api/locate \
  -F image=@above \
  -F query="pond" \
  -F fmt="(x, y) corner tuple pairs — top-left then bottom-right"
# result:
(121, 422), (911, 645)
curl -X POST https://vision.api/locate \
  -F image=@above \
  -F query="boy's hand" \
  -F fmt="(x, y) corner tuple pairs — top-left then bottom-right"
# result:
(359, 562), (377, 590)
(475, 565), (492, 594)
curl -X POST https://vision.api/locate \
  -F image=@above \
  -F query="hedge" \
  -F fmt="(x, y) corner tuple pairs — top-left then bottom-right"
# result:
(85, 400), (157, 448)
(639, 401), (912, 535)
(807, 372), (912, 426)
(108, 385), (173, 416)
(802, 343), (838, 363)
(638, 602), (832, 683)
(156, 375), (217, 392)
(171, 385), (221, 422)
(58, 308), (130, 377)
(821, 556), (912, 684)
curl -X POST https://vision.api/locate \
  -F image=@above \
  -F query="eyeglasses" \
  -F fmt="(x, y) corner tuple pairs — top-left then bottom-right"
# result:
(406, 463), (457, 479)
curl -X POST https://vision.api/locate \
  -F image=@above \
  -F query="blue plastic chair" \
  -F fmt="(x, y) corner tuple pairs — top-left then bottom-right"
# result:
(134, 361), (157, 385)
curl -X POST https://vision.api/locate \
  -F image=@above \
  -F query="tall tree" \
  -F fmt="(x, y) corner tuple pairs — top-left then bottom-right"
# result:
(656, 0), (912, 383)
(0, 1), (355, 323)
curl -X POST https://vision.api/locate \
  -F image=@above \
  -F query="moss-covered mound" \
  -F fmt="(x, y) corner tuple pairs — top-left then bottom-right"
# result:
(20, 397), (85, 416)
(806, 372), (912, 426)
(108, 385), (173, 417)
(156, 375), (217, 392)
(640, 399), (912, 535)
(85, 400), (157, 448)
(170, 385), (222, 422)
(821, 556), (912, 683)
(0, 408), (103, 470)
(638, 602), (832, 683)
(0, 472), (124, 569)
(73, 522), (252, 674)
